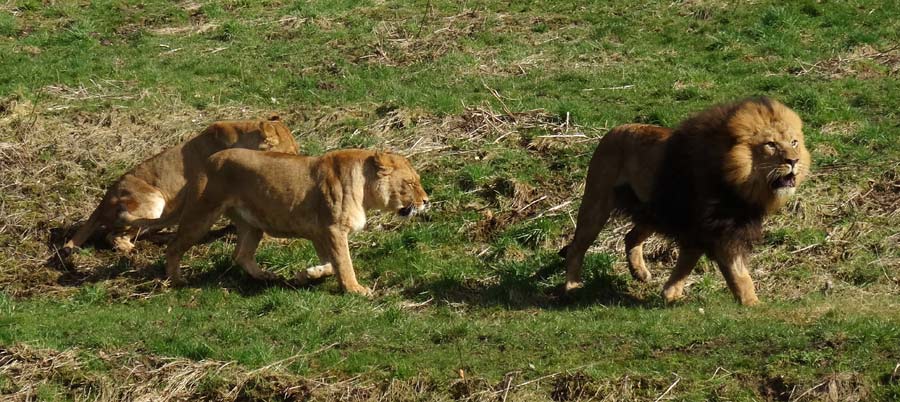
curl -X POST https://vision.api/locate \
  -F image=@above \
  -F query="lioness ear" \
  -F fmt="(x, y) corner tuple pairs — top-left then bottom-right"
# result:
(257, 121), (279, 149)
(373, 152), (394, 176)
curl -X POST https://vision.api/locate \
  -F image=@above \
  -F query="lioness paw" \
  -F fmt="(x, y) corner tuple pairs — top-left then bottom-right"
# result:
(564, 281), (584, 293)
(345, 284), (373, 297)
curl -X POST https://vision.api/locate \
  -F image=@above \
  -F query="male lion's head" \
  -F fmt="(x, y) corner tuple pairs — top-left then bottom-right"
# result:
(369, 152), (429, 217)
(721, 98), (811, 212)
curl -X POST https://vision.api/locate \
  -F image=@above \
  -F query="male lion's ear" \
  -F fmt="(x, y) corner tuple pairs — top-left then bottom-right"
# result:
(373, 152), (394, 176)
(267, 113), (281, 122)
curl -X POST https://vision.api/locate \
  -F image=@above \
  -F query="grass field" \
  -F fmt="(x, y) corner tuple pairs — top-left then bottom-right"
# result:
(1, 0), (899, 400)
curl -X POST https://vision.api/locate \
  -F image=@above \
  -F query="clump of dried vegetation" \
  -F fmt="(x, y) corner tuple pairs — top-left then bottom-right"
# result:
(1, 344), (878, 401)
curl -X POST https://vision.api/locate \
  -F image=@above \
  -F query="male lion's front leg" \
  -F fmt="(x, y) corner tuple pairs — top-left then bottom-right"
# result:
(318, 228), (372, 297)
(712, 247), (759, 306)
(624, 225), (654, 282)
(661, 248), (702, 303)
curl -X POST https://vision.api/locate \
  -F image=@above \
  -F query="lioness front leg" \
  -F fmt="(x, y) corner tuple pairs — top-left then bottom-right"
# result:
(712, 246), (759, 306)
(661, 248), (703, 303)
(317, 228), (371, 296)
(232, 224), (278, 282)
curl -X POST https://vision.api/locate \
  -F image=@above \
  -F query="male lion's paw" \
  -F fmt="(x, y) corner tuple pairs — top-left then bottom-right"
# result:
(739, 296), (760, 306)
(661, 285), (685, 303)
(168, 276), (188, 288)
(345, 284), (373, 298)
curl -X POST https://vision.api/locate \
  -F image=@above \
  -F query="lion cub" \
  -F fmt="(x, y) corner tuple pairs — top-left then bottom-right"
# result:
(62, 117), (298, 256)
(141, 149), (428, 296)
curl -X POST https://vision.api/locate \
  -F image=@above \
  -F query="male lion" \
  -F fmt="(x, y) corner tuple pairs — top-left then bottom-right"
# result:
(62, 117), (298, 256)
(140, 148), (428, 296)
(560, 97), (810, 305)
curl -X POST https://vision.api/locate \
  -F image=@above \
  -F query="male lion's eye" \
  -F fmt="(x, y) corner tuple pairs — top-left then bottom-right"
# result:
(790, 139), (798, 148)
(765, 141), (777, 149)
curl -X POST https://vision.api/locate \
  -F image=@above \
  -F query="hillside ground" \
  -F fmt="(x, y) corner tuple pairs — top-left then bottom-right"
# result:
(1, 1), (899, 400)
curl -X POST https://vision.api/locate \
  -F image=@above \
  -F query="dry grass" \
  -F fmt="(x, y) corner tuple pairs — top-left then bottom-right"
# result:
(1, 344), (876, 401)
(794, 44), (900, 79)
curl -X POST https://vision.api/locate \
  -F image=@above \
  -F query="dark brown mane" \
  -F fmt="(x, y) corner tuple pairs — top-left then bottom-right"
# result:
(615, 98), (775, 253)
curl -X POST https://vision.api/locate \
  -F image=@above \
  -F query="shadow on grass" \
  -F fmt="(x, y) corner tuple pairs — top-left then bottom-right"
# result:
(403, 254), (659, 310)
(43, 224), (312, 297)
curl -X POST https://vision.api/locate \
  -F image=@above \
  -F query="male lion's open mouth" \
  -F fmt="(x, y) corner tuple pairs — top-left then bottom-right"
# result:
(771, 173), (797, 189)
(398, 206), (415, 217)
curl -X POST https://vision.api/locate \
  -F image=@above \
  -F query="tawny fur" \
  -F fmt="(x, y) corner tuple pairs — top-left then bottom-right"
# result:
(140, 148), (428, 296)
(560, 97), (810, 305)
(62, 117), (298, 256)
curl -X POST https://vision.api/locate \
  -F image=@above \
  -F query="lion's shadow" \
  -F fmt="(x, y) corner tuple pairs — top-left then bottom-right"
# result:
(45, 224), (299, 297)
(401, 258), (661, 311)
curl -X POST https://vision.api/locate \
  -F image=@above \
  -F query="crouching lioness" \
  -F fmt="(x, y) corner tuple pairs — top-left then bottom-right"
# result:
(139, 149), (428, 295)
(62, 117), (298, 256)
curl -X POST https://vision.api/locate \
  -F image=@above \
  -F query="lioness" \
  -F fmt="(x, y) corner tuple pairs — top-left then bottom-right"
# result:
(62, 117), (298, 256)
(144, 148), (428, 295)
(560, 97), (810, 305)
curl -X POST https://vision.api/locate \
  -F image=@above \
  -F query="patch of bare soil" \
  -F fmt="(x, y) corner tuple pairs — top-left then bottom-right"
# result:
(757, 373), (868, 402)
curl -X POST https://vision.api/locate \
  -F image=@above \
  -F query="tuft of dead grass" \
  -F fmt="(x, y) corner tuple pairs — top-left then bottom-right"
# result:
(360, 9), (490, 66)
(794, 45), (900, 79)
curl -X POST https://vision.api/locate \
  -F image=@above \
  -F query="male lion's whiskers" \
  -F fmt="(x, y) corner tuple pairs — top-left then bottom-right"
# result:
(766, 168), (779, 183)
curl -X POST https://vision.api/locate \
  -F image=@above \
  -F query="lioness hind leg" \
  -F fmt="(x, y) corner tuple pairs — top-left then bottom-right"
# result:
(661, 248), (703, 303)
(165, 206), (224, 286)
(107, 232), (136, 253)
(232, 224), (277, 282)
(295, 241), (335, 285)
(624, 225), (654, 282)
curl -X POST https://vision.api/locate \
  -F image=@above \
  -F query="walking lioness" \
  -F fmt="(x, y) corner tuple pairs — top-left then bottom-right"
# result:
(62, 117), (298, 256)
(138, 148), (428, 295)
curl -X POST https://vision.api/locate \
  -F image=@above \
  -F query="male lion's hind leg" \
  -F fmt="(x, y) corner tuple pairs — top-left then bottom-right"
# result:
(563, 195), (614, 293)
(712, 247), (759, 306)
(661, 248), (703, 303)
(624, 225), (653, 282)
(232, 224), (277, 282)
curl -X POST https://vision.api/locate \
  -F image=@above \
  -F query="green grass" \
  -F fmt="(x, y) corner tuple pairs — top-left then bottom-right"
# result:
(2, 0), (899, 400)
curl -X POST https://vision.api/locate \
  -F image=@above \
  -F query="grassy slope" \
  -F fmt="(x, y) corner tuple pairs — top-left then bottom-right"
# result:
(1, 0), (899, 400)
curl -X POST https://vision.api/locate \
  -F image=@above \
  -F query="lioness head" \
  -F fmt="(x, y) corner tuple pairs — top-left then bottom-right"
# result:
(723, 98), (811, 212)
(369, 152), (429, 217)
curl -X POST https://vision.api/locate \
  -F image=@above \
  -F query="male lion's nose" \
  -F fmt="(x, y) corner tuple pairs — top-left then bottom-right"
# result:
(786, 158), (799, 167)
